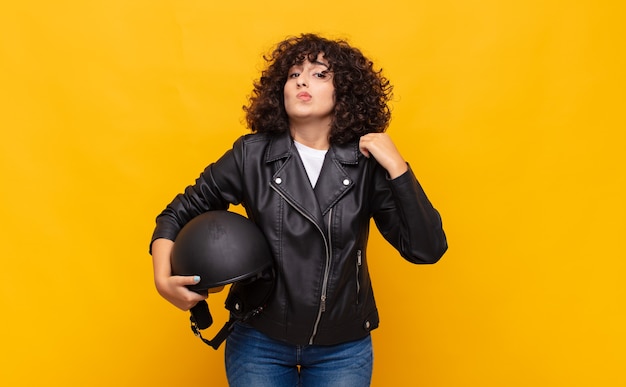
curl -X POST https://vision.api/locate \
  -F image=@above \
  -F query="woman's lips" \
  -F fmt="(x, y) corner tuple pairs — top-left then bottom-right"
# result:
(297, 92), (311, 101)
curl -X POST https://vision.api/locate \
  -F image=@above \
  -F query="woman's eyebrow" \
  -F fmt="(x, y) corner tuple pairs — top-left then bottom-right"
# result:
(289, 60), (329, 70)
(311, 60), (330, 69)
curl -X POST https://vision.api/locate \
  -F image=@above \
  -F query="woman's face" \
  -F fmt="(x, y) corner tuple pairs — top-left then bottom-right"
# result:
(283, 53), (335, 127)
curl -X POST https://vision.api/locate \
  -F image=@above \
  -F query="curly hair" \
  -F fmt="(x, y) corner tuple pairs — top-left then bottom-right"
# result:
(243, 33), (393, 145)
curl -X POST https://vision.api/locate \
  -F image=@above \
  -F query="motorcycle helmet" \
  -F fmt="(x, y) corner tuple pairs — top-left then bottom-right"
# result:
(171, 210), (275, 349)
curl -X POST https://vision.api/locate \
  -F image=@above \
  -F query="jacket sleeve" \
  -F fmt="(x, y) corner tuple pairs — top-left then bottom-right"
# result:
(372, 164), (447, 264)
(149, 137), (246, 254)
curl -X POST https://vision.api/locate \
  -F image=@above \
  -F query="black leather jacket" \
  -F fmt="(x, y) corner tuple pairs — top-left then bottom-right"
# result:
(151, 131), (447, 345)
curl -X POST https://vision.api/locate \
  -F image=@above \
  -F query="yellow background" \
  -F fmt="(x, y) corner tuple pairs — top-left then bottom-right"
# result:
(1, 1), (624, 386)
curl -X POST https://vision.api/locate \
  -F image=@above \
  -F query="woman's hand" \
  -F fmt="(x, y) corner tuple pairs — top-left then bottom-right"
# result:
(359, 133), (408, 179)
(151, 238), (208, 311)
(155, 274), (208, 311)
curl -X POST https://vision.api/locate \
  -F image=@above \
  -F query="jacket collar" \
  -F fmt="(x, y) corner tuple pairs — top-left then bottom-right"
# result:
(266, 131), (360, 228)
(265, 130), (360, 165)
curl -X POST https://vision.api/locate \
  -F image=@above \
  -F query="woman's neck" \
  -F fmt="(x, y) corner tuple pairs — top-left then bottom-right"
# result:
(289, 122), (331, 150)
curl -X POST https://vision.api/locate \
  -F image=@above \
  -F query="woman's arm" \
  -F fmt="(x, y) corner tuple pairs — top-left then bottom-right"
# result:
(362, 133), (447, 263)
(149, 140), (247, 310)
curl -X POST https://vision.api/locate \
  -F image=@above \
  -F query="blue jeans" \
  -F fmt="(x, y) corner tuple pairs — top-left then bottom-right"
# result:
(225, 323), (373, 387)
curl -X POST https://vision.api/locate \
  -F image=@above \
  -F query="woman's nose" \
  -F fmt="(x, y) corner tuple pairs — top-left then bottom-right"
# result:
(296, 75), (307, 87)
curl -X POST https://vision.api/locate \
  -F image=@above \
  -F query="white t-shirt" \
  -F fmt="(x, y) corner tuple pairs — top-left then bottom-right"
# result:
(294, 141), (328, 188)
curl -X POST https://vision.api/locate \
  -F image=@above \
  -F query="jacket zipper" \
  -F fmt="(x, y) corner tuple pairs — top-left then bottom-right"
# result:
(270, 186), (332, 345)
(309, 208), (333, 343)
(356, 249), (362, 304)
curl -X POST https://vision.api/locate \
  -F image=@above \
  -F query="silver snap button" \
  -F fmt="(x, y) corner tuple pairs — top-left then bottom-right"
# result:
(343, 179), (350, 186)
(364, 320), (371, 329)
(275, 177), (282, 184)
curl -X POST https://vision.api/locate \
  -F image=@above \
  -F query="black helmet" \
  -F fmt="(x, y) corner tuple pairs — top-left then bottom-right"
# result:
(171, 210), (275, 349)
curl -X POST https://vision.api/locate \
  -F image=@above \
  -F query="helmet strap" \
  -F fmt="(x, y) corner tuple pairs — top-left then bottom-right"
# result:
(190, 316), (236, 350)
(189, 305), (267, 350)
(187, 268), (275, 350)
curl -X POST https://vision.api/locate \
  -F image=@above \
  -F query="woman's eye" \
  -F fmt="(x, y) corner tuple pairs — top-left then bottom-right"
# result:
(289, 72), (300, 78)
(314, 72), (327, 78)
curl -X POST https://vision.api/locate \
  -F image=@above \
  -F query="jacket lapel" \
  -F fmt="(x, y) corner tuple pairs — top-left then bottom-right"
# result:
(314, 146), (355, 215)
(266, 133), (325, 229)
(266, 132), (361, 225)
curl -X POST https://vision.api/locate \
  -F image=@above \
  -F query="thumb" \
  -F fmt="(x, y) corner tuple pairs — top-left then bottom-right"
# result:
(358, 137), (371, 158)
(359, 145), (370, 158)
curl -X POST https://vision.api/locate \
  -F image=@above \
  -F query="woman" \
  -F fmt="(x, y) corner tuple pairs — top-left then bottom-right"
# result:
(150, 33), (447, 386)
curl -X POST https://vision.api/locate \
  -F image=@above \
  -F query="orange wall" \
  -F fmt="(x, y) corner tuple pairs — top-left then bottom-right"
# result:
(1, 1), (624, 386)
